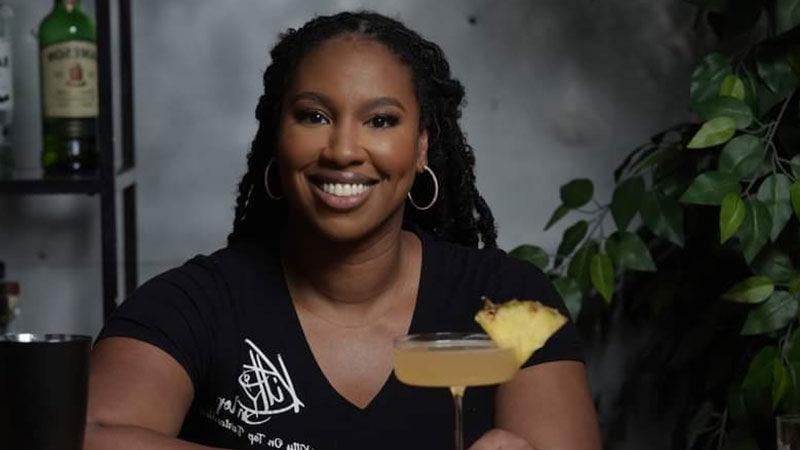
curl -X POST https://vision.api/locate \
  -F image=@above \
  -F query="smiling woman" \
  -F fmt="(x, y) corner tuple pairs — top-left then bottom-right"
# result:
(276, 35), (427, 241)
(84, 10), (601, 450)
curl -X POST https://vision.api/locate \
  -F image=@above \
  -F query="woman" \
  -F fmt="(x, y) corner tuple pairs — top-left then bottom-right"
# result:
(85, 11), (601, 450)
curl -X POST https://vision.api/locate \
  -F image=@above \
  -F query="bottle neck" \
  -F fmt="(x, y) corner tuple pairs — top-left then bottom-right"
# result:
(57, 0), (80, 12)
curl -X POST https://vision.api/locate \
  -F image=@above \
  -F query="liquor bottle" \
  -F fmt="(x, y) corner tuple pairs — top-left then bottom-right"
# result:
(38, 0), (97, 175)
(0, 3), (13, 178)
(0, 262), (20, 333)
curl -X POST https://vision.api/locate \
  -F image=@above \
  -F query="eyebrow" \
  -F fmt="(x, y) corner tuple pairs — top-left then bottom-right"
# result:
(289, 91), (406, 113)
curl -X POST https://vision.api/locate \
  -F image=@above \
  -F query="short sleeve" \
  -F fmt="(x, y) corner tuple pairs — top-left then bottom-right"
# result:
(96, 258), (222, 391)
(490, 257), (585, 368)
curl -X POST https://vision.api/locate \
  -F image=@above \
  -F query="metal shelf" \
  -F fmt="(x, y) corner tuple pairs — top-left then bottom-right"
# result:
(0, 0), (137, 319)
(0, 169), (101, 195)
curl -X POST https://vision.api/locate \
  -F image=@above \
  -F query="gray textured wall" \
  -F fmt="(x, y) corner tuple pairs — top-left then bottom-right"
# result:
(1, 0), (705, 337)
(0, 1), (714, 448)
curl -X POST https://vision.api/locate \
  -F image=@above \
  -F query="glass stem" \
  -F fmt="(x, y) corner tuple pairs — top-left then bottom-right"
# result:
(451, 386), (466, 450)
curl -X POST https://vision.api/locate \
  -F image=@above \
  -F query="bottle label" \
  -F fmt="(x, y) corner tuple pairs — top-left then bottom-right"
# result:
(41, 40), (98, 118)
(0, 38), (12, 113)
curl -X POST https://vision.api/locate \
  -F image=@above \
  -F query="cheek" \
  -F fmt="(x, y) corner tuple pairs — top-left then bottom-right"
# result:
(365, 130), (422, 176)
(276, 124), (327, 168)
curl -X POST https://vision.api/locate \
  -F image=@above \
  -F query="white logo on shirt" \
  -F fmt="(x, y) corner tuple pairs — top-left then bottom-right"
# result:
(235, 338), (305, 425)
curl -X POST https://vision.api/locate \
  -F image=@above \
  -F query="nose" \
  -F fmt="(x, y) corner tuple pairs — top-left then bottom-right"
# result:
(321, 120), (365, 167)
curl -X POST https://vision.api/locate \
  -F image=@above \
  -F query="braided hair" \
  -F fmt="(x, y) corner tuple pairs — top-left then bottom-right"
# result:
(228, 10), (497, 249)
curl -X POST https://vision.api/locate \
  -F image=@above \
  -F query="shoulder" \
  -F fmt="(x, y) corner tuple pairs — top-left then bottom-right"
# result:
(151, 240), (279, 291)
(114, 240), (280, 319)
(422, 234), (550, 296)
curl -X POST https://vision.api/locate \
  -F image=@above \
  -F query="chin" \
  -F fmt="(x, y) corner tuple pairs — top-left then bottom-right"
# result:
(311, 216), (385, 243)
(301, 206), (404, 245)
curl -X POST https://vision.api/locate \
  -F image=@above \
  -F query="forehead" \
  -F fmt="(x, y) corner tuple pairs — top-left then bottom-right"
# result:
(288, 35), (417, 104)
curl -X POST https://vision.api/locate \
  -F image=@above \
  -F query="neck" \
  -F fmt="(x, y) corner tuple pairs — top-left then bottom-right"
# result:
(283, 214), (409, 310)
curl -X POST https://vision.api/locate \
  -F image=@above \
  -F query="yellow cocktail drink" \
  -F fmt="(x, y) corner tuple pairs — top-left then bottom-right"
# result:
(394, 343), (517, 387)
(393, 334), (518, 388)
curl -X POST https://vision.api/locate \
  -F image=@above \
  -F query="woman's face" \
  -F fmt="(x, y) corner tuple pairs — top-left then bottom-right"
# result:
(276, 35), (428, 242)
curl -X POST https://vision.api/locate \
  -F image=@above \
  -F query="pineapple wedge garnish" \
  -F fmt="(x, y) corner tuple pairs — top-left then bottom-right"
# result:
(475, 298), (567, 366)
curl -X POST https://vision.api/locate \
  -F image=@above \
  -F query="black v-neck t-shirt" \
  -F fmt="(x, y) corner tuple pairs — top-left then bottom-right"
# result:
(98, 229), (583, 450)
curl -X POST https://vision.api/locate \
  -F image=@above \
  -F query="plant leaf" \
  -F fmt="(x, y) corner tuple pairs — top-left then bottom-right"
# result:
(641, 191), (685, 246)
(686, 117), (737, 149)
(773, 359), (790, 410)
(776, 0), (800, 34)
(741, 291), (799, 335)
(605, 231), (656, 272)
(752, 249), (796, 284)
(791, 181), (800, 220)
(720, 193), (747, 243)
(757, 47), (799, 98)
(743, 346), (778, 389)
(552, 277), (583, 320)
(693, 96), (754, 129)
(611, 176), (645, 231)
(690, 53), (732, 106)
(590, 253), (614, 303)
(719, 74), (746, 100)
(722, 276), (775, 303)
(544, 204), (570, 231)
(680, 171), (741, 205)
(790, 274), (800, 295)
(785, 329), (800, 365)
(736, 200), (773, 263)
(556, 221), (589, 257)
(718, 135), (766, 180)
(509, 244), (550, 270)
(789, 41), (800, 77)
(756, 174), (792, 241)
(560, 179), (594, 209)
(792, 155), (800, 180)
(568, 241), (599, 293)
(631, 146), (682, 174)
(783, 333), (800, 412)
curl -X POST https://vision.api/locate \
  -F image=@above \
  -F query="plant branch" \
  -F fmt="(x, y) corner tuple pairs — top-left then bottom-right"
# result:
(745, 121), (772, 134)
(715, 409), (728, 450)
(764, 97), (792, 150)
(585, 206), (610, 245)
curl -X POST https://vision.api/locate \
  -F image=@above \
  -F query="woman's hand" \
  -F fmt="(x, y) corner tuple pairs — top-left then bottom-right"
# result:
(468, 428), (536, 450)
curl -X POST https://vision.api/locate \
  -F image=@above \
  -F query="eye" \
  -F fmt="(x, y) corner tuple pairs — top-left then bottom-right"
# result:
(366, 114), (399, 129)
(294, 109), (330, 125)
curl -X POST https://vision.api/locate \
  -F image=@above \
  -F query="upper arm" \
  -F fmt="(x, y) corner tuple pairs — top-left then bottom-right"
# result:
(495, 361), (601, 450)
(87, 261), (222, 435)
(87, 337), (194, 436)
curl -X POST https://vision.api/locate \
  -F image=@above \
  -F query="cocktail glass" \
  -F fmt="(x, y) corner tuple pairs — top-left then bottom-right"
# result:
(393, 332), (518, 450)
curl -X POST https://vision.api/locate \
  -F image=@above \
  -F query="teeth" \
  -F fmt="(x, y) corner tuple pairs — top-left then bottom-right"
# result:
(321, 183), (370, 197)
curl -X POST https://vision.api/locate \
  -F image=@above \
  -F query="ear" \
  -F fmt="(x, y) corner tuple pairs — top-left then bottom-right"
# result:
(415, 128), (429, 172)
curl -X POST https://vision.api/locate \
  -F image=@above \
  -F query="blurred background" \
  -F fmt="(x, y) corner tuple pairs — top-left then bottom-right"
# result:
(7, 1), (798, 449)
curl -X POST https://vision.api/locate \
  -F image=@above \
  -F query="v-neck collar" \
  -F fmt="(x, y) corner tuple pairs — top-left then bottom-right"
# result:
(275, 225), (432, 413)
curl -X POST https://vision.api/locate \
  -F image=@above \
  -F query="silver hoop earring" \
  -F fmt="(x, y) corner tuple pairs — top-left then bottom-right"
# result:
(408, 165), (439, 211)
(264, 158), (283, 200)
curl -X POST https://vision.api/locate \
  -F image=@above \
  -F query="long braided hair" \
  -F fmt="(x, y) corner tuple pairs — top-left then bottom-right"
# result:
(228, 11), (497, 249)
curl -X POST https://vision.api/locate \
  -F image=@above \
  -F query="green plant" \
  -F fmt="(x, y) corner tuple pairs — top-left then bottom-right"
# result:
(510, 2), (800, 448)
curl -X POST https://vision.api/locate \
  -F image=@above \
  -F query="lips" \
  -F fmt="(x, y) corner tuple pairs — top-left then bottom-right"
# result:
(306, 170), (379, 211)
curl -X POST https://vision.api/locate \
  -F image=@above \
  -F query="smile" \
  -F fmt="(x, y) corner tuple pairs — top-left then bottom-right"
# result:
(307, 173), (379, 211)
(320, 182), (372, 197)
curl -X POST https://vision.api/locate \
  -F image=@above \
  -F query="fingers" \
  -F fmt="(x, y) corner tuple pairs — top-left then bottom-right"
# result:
(468, 428), (533, 450)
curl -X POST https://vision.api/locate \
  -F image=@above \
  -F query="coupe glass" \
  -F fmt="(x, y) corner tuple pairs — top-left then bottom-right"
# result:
(394, 332), (518, 450)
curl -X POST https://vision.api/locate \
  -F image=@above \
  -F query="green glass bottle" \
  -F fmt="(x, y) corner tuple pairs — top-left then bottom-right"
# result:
(38, 0), (97, 175)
